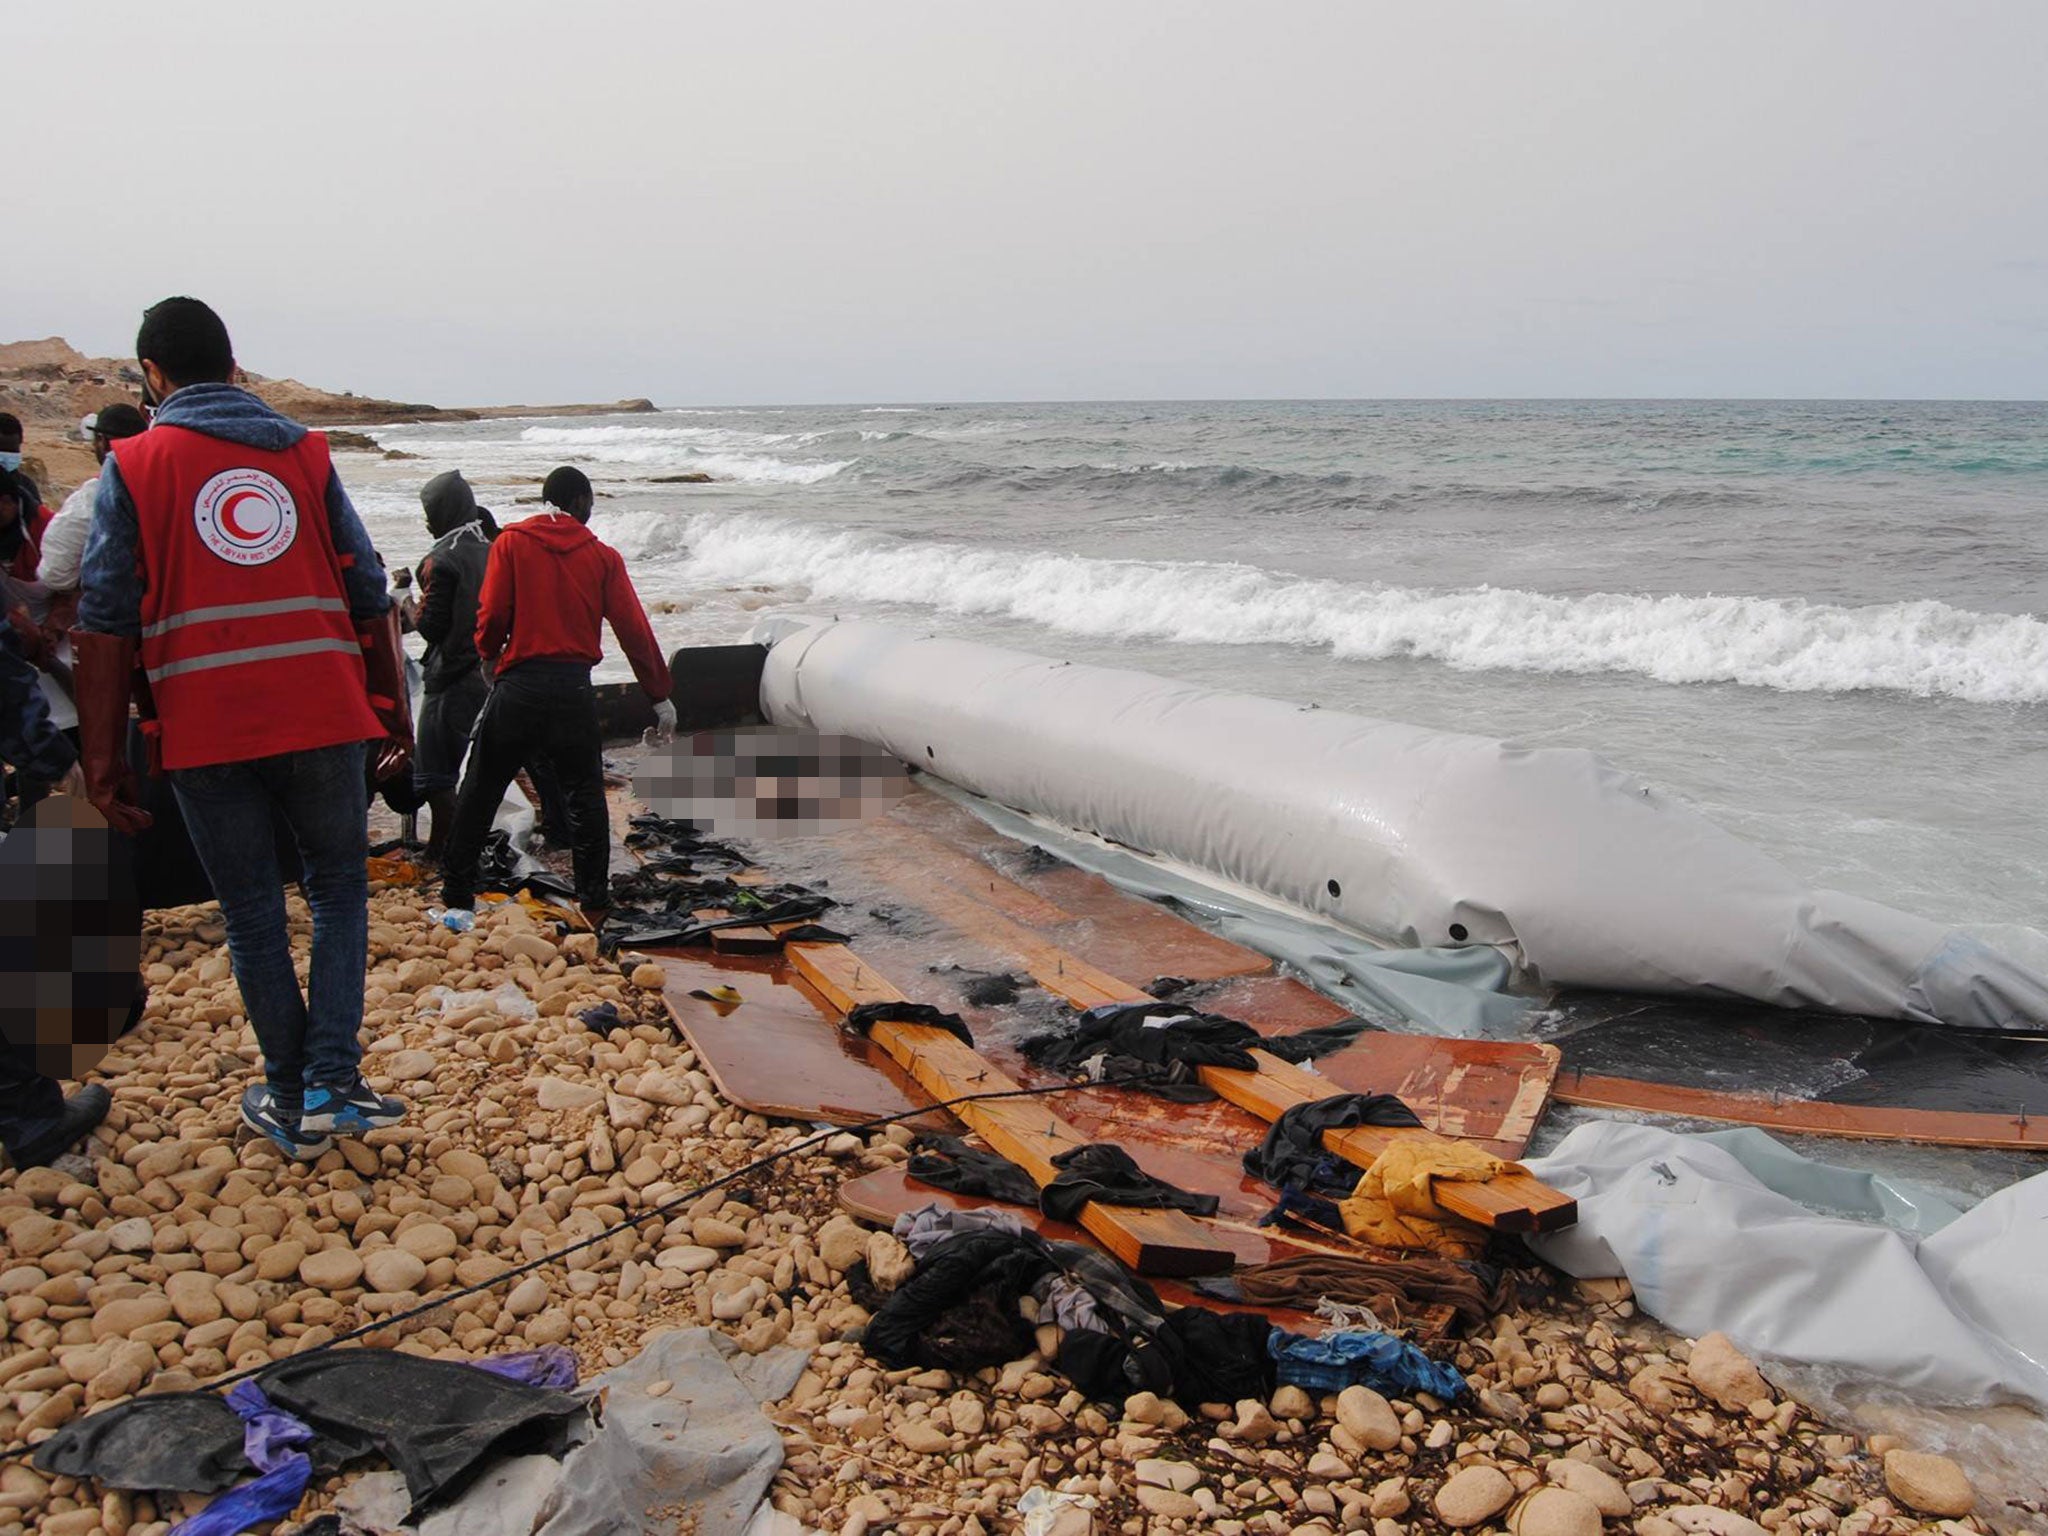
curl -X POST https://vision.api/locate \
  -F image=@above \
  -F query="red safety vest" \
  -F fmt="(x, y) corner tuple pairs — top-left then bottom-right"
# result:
(113, 425), (383, 770)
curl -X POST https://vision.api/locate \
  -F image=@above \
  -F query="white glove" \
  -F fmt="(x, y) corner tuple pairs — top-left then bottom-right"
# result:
(647, 698), (678, 745)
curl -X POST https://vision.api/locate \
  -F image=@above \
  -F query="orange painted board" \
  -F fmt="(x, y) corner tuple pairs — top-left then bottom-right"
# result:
(1555, 1073), (2048, 1151)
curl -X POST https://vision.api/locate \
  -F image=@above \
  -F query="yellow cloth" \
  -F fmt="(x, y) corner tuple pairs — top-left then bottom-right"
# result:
(1338, 1135), (1516, 1258)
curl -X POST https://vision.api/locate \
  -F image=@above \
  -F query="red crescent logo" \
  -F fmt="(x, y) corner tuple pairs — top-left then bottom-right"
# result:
(192, 468), (300, 566)
(218, 489), (273, 542)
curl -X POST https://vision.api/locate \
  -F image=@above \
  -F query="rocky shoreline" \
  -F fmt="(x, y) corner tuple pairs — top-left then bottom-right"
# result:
(0, 337), (655, 500)
(0, 876), (2012, 1536)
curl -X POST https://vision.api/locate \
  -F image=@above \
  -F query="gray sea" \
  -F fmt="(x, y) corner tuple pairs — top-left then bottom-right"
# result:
(343, 399), (2048, 945)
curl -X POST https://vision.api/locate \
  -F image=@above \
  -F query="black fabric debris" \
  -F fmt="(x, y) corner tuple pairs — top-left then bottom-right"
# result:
(907, 1136), (1043, 1208)
(862, 1229), (1054, 1370)
(1026, 1001), (1375, 1076)
(256, 1350), (588, 1517)
(1152, 1306), (1276, 1406)
(1054, 1300), (1274, 1407)
(777, 923), (850, 944)
(605, 816), (838, 951)
(476, 830), (577, 902)
(31, 1390), (341, 1492)
(1256, 1187), (1348, 1232)
(1024, 1001), (1265, 1075)
(843, 1001), (975, 1048)
(1143, 975), (1196, 999)
(577, 1001), (626, 1032)
(1040, 1143), (1221, 1224)
(1242, 1091), (1425, 1196)
(962, 971), (1026, 1006)
(844, 1260), (886, 1314)
(1058, 1327), (1173, 1401)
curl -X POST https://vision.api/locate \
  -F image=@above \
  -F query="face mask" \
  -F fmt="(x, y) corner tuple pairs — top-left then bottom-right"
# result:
(0, 452), (22, 472)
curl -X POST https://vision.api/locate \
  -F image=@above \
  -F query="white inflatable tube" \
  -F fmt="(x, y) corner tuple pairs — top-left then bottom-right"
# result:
(759, 619), (2048, 1031)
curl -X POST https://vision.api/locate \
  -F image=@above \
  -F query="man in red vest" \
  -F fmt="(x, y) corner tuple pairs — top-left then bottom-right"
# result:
(72, 297), (415, 1159)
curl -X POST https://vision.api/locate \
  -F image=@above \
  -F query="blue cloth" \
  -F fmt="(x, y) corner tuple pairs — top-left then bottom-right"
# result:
(170, 740), (369, 1110)
(475, 1344), (582, 1392)
(1268, 1327), (1466, 1400)
(78, 381), (390, 639)
(170, 1382), (313, 1536)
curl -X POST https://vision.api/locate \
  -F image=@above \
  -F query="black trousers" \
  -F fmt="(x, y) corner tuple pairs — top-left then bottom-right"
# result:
(0, 1047), (64, 1164)
(440, 662), (610, 910)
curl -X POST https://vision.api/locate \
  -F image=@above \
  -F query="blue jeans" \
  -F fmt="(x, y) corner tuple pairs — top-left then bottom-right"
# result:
(170, 742), (370, 1113)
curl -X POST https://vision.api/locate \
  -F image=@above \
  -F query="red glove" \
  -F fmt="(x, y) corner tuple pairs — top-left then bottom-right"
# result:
(358, 609), (415, 782)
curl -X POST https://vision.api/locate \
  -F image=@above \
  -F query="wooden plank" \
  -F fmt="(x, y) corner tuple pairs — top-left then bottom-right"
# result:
(787, 941), (1235, 1276)
(833, 853), (1575, 1232)
(692, 908), (784, 955)
(654, 952), (952, 1131)
(1554, 1072), (2048, 1151)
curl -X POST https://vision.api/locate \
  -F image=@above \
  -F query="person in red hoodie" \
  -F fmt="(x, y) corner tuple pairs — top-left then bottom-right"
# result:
(438, 465), (675, 923)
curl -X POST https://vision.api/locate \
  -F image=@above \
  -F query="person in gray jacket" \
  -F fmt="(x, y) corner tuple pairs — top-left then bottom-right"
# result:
(410, 470), (498, 857)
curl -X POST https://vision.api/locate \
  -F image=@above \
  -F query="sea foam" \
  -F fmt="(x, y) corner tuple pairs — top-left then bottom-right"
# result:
(679, 514), (2048, 704)
(511, 425), (850, 482)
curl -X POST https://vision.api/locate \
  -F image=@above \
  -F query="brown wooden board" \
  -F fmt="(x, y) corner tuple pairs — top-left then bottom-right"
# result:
(881, 794), (1278, 985)
(1554, 1072), (2048, 1151)
(655, 952), (954, 1133)
(788, 941), (1235, 1277)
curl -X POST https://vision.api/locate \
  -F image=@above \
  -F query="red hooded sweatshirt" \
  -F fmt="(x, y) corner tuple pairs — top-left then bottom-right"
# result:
(473, 510), (672, 700)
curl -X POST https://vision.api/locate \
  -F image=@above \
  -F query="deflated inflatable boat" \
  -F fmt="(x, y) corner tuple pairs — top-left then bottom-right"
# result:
(758, 619), (2048, 1033)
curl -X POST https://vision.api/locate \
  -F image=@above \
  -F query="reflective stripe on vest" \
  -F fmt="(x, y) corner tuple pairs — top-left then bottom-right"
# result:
(145, 635), (365, 683)
(141, 594), (350, 640)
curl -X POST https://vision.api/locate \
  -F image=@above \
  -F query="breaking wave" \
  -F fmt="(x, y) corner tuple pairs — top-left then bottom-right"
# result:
(678, 515), (2048, 703)
(513, 424), (850, 482)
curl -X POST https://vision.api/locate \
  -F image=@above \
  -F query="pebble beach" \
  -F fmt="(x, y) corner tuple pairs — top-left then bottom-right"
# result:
(0, 873), (2010, 1536)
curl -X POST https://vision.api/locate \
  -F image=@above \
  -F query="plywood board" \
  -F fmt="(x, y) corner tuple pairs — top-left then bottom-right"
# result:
(1553, 1072), (2048, 1151)
(655, 952), (952, 1132)
(882, 795), (1278, 985)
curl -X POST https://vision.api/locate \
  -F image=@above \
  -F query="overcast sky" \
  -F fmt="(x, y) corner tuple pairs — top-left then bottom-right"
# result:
(14, 3), (2048, 404)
